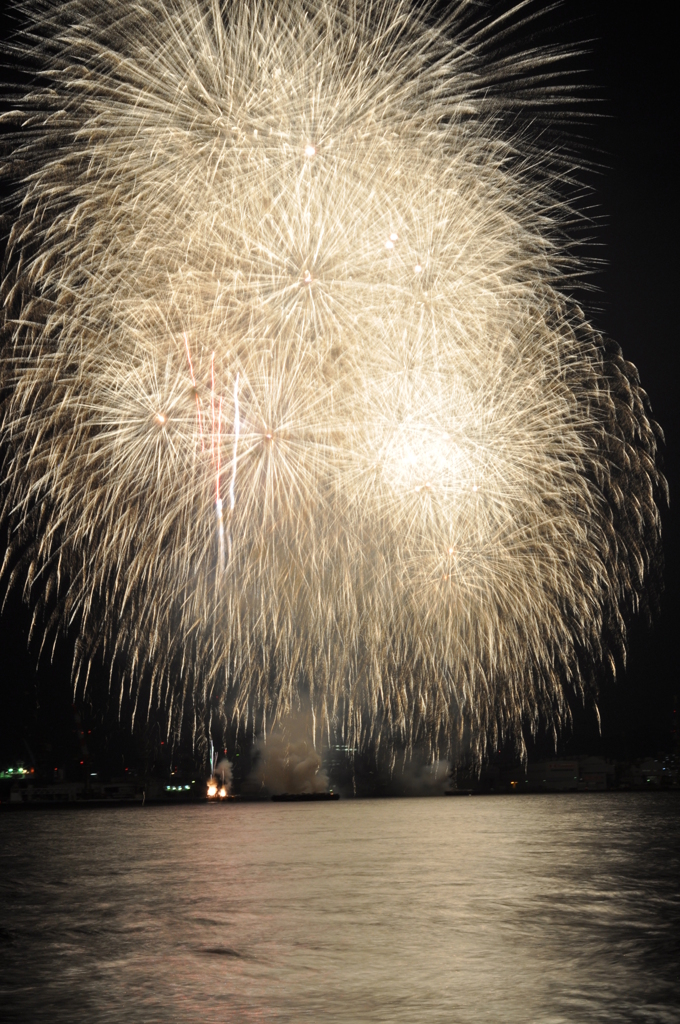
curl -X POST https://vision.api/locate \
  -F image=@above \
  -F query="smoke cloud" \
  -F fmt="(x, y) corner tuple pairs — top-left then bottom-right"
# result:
(214, 758), (233, 792)
(399, 759), (450, 796)
(252, 716), (329, 795)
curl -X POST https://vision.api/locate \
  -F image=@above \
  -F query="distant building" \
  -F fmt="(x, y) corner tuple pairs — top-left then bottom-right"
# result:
(578, 757), (613, 791)
(526, 757), (614, 792)
(528, 760), (579, 791)
(619, 758), (670, 788)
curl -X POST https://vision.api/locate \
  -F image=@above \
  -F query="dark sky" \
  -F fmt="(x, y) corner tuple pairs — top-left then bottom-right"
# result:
(547, 1), (678, 758)
(0, 1), (677, 773)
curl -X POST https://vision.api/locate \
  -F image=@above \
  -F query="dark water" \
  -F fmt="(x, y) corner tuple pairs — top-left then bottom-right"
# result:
(1, 794), (679, 1023)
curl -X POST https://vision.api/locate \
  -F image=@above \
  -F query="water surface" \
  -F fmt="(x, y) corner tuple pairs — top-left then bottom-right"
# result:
(1, 794), (679, 1023)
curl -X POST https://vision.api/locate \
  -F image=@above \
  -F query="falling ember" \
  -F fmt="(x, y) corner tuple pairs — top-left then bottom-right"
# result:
(183, 332), (205, 449)
(0, 0), (665, 763)
(229, 374), (240, 515)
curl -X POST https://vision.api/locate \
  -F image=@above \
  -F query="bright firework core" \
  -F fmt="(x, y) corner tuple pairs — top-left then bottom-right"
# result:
(0, 0), (665, 761)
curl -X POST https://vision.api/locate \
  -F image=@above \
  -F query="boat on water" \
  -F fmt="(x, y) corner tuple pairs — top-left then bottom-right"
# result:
(271, 792), (339, 802)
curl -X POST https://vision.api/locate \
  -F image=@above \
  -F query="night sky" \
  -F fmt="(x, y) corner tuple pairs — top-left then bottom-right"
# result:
(0, 1), (677, 777)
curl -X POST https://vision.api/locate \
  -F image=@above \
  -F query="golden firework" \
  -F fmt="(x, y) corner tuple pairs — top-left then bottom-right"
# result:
(0, 0), (665, 761)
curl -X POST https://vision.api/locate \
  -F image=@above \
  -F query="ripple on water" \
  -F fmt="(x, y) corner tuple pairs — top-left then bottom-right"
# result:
(0, 794), (679, 1024)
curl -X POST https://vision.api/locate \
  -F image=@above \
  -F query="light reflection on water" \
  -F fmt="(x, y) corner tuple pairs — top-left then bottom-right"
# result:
(1, 794), (679, 1023)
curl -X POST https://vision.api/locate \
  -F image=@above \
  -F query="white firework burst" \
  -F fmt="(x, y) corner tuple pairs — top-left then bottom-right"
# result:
(0, 0), (665, 761)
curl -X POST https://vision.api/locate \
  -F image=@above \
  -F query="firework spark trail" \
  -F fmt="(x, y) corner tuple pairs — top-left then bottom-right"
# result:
(227, 372), (240, 564)
(183, 332), (205, 451)
(0, 0), (666, 760)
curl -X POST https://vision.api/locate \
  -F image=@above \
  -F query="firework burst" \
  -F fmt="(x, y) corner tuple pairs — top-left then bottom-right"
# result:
(0, 0), (665, 760)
